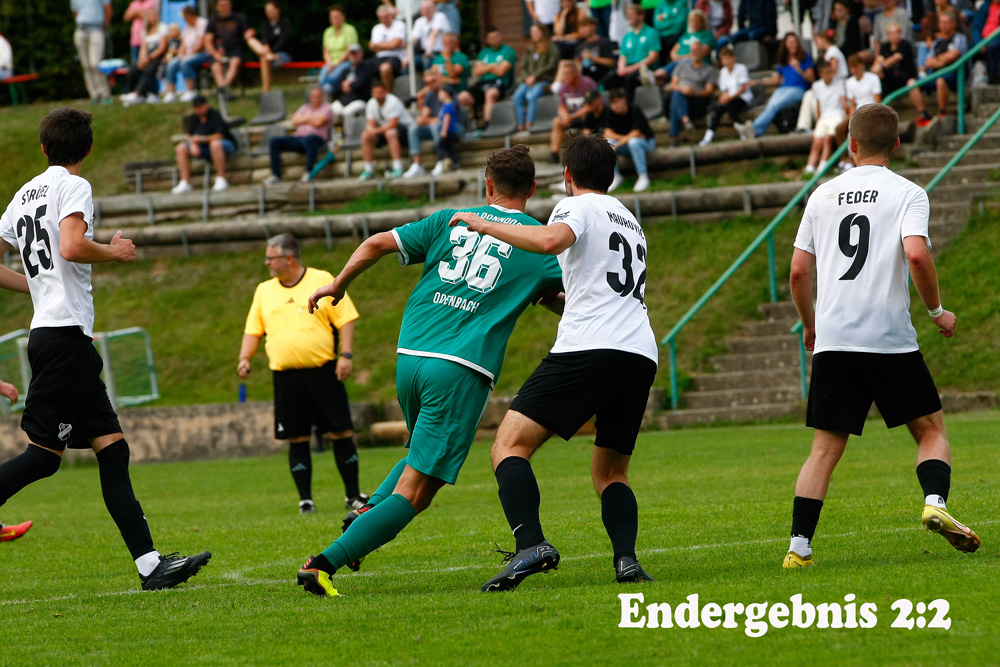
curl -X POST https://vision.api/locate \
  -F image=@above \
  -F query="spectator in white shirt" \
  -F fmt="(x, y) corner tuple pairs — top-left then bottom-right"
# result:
(700, 44), (754, 146)
(0, 30), (13, 80)
(412, 0), (451, 71)
(359, 81), (415, 181)
(835, 53), (882, 170)
(370, 4), (408, 90)
(163, 6), (210, 102)
(796, 29), (847, 133)
(805, 60), (847, 175)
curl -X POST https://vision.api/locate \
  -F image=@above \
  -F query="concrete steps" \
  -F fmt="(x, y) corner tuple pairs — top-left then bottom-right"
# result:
(683, 386), (804, 410)
(913, 148), (999, 168)
(690, 367), (803, 392)
(658, 402), (803, 428)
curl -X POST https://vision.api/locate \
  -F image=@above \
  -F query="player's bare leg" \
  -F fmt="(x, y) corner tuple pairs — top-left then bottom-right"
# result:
(592, 446), (653, 583)
(784, 429), (849, 568)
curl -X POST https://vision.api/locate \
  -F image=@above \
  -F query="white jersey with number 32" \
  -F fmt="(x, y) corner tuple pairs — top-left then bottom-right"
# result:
(548, 193), (658, 364)
(794, 164), (930, 354)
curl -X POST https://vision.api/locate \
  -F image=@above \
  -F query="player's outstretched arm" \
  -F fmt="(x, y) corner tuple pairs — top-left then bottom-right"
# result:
(789, 248), (817, 351)
(308, 231), (401, 313)
(0, 241), (29, 294)
(448, 212), (576, 255)
(60, 215), (136, 264)
(904, 235), (956, 338)
(532, 289), (566, 315)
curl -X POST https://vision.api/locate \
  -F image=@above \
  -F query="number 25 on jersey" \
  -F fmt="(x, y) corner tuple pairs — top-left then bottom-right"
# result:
(16, 205), (54, 278)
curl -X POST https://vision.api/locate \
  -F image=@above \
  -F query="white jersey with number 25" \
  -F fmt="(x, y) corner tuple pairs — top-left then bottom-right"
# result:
(794, 164), (930, 354)
(548, 193), (658, 364)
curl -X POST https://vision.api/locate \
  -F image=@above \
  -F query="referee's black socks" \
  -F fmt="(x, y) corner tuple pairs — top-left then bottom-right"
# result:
(328, 435), (361, 499)
(495, 456), (546, 552)
(916, 459), (951, 507)
(288, 441), (313, 501)
(96, 440), (155, 561)
(0, 444), (61, 507)
(601, 482), (639, 562)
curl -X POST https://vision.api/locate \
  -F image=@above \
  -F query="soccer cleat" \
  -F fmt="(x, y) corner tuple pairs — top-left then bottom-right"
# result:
(297, 558), (340, 597)
(345, 493), (370, 511)
(140, 551), (212, 590)
(922, 505), (981, 553)
(299, 499), (316, 514)
(341, 504), (373, 572)
(481, 540), (560, 592)
(0, 520), (32, 542)
(615, 556), (655, 583)
(782, 551), (814, 568)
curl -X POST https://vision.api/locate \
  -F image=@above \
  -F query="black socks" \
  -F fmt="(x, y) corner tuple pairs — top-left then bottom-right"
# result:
(329, 436), (360, 499)
(601, 482), (638, 562)
(288, 441), (313, 501)
(495, 456), (545, 552)
(791, 496), (824, 540)
(917, 459), (951, 503)
(96, 440), (155, 561)
(0, 444), (61, 507)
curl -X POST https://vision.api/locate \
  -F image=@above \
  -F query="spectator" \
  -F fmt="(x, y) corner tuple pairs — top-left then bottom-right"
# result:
(916, 13), (938, 79)
(245, 1), (293, 92)
(640, 0), (659, 26)
(72, 0), (113, 105)
(654, 0), (689, 66)
(264, 86), (334, 185)
(829, 0), (866, 58)
(0, 32), (9, 81)
(552, 0), (587, 58)
(404, 70), (445, 178)
(370, 4), (408, 91)
(319, 5), (360, 96)
(525, 0), (561, 32)
(549, 60), (598, 162)
(432, 32), (470, 90)
(512, 24), (560, 131)
(931, 0), (967, 34)
(384, 0), (418, 21)
(204, 0), (250, 96)
(668, 39), (716, 146)
(803, 60), (847, 175)
(161, 23), (183, 80)
(574, 16), (616, 82)
(589, 0), (613, 38)
(655, 9), (716, 80)
(834, 52), (881, 169)
(120, 8), (169, 106)
(700, 43), (754, 146)
(123, 0), (158, 63)
(718, 0), (778, 49)
(696, 0), (734, 44)
(913, 10), (968, 126)
(600, 4), (660, 102)
(163, 6), (210, 103)
(794, 30), (846, 134)
(872, 0), (913, 54)
(972, 0), (1000, 83)
(171, 95), (238, 193)
(412, 0), (451, 71)
(736, 32), (815, 139)
(434, 0), (462, 35)
(332, 44), (377, 118)
(359, 81), (415, 181)
(603, 88), (656, 192)
(872, 22), (918, 95)
(458, 27), (517, 130)
(433, 85), (463, 173)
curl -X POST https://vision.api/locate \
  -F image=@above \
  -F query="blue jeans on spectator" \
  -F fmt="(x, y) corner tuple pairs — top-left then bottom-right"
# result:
(320, 61), (352, 94)
(616, 136), (657, 176)
(179, 52), (213, 85)
(669, 90), (709, 136)
(753, 85), (805, 136)
(438, 1), (462, 33)
(512, 82), (549, 127)
(408, 123), (440, 158)
(717, 27), (774, 50)
(591, 5), (612, 38)
(269, 134), (327, 178)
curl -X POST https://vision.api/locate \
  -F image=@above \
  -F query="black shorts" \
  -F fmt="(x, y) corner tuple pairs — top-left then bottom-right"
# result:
(510, 349), (657, 454)
(376, 56), (402, 76)
(467, 79), (508, 105)
(272, 361), (353, 440)
(376, 129), (409, 147)
(806, 350), (942, 436)
(21, 327), (122, 450)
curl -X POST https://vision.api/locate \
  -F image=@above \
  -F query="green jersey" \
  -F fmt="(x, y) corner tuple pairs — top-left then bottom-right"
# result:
(620, 24), (661, 66)
(475, 44), (518, 88)
(391, 205), (563, 384)
(432, 51), (471, 91)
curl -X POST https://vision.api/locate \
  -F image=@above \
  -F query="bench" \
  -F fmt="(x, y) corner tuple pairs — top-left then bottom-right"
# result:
(2, 73), (40, 107)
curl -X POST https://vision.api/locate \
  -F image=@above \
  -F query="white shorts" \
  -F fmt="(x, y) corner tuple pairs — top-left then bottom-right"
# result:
(814, 113), (846, 138)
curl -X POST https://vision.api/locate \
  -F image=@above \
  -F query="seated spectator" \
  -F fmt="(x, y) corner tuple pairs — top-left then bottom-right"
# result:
(718, 0), (778, 49)
(432, 32), (469, 90)
(123, 0), (157, 63)
(412, 0), (451, 71)
(0, 30), (10, 80)
(164, 6), (209, 103)
(834, 53), (881, 169)
(602, 88), (656, 192)
(263, 86), (333, 185)
(696, 0), (734, 44)
(913, 10), (967, 127)
(245, 1), (293, 93)
(171, 95), (238, 193)
(512, 24), (560, 131)
(553, 0), (588, 58)
(359, 80), (415, 180)
(654, 0), (689, 66)
(525, 0), (561, 32)
(370, 4), (408, 90)
(404, 70), (445, 177)
(574, 17), (616, 82)
(872, 22), (917, 95)
(931, 0), (967, 35)
(458, 27), (517, 129)
(332, 44), (377, 118)
(433, 84), (463, 173)
(600, 4), (660, 102)
(736, 32), (815, 139)
(668, 40), (716, 146)
(829, 0), (866, 58)
(700, 44), (753, 146)
(204, 0), (249, 96)
(549, 60), (598, 162)
(916, 13), (938, 79)
(655, 9), (716, 80)
(121, 8), (168, 106)
(804, 60), (847, 175)
(972, 0), (1000, 83)
(794, 30), (846, 133)
(319, 6), (360, 96)
(872, 0), (912, 54)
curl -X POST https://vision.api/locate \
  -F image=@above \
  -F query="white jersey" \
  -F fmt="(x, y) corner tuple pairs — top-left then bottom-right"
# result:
(0, 166), (97, 337)
(548, 193), (658, 363)
(793, 165), (930, 354)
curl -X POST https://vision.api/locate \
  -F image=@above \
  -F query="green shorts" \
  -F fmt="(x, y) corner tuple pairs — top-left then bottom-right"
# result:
(396, 353), (493, 485)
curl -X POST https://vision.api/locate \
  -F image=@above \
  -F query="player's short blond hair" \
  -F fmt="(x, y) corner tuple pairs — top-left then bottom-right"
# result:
(848, 104), (898, 158)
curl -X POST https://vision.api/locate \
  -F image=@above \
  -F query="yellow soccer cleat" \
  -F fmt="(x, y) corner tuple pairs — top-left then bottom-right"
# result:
(922, 505), (981, 553)
(297, 558), (340, 597)
(782, 551), (815, 569)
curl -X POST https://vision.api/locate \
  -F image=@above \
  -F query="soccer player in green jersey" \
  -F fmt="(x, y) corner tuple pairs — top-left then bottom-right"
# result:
(296, 145), (563, 597)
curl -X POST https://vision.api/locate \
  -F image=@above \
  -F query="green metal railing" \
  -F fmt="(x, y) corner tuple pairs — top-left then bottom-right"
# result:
(660, 27), (1000, 410)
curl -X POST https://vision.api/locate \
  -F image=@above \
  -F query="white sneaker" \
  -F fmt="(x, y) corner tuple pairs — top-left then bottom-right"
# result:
(698, 136), (712, 147)
(733, 122), (747, 141)
(817, 160), (828, 173)
(430, 161), (446, 176)
(299, 173), (312, 183)
(838, 160), (853, 173)
(146, 93), (160, 104)
(171, 180), (193, 194)
(608, 172), (623, 193)
(804, 164), (816, 175)
(120, 92), (142, 107)
(212, 177), (229, 192)
(402, 163), (426, 179)
(179, 90), (197, 103)
(633, 174), (650, 192)
(744, 121), (757, 139)
(162, 91), (177, 104)
(262, 174), (281, 186)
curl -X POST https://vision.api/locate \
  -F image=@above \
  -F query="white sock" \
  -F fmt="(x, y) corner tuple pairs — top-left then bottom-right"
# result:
(789, 535), (811, 557)
(392, 159), (404, 170)
(702, 130), (714, 142)
(135, 550), (162, 577)
(925, 494), (947, 509)
(364, 161), (374, 172)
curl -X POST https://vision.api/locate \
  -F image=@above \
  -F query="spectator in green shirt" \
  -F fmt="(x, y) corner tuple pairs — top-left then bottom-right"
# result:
(458, 26), (517, 128)
(654, 0), (689, 65)
(432, 31), (469, 90)
(599, 4), (660, 102)
(655, 9), (717, 80)
(319, 5), (360, 95)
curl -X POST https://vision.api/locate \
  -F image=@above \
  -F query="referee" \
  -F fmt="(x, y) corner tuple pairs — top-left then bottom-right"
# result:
(238, 234), (368, 514)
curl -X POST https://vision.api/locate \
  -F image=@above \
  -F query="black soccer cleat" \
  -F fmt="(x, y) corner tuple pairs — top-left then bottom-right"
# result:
(341, 504), (374, 572)
(140, 551), (212, 591)
(615, 556), (655, 583)
(481, 541), (560, 592)
(345, 493), (370, 510)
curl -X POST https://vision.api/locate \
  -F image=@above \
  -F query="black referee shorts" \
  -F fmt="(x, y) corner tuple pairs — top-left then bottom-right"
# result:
(807, 350), (942, 436)
(272, 361), (353, 440)
(510, 349), (657, 455)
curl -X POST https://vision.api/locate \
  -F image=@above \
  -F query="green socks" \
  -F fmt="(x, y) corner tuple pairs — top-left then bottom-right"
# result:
(369, 458), (409, 506)
(321, 493), (416, 570)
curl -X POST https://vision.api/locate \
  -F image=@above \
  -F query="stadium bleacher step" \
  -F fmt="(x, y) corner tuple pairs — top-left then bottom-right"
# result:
(689, 368), (804, 393)
(682, 386), (804, 410)
(913, 148), (998, 169)
(933, 132), (1000, 153)
(725, 334), (800, 355)
(710, 351), (803, 373)
(899, 163), (994, 187)
(658, 402), (802, 428)
(757, 301), (800, 320)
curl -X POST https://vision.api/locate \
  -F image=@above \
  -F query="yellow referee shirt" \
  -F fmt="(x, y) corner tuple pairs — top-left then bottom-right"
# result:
(244, 267), (360, 371)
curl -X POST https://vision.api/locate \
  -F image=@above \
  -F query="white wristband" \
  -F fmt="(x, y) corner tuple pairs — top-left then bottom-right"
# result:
(928, 305), (944, 318)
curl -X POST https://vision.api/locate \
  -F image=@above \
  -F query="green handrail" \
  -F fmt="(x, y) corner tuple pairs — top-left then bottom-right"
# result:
(660, 27), (1000, 411)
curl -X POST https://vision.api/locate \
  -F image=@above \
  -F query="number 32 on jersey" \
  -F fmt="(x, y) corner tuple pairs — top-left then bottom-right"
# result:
(438, 226), (512, 294)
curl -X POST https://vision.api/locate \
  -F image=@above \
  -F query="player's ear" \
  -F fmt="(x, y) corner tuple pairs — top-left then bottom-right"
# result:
(890, 136), (900, 154)
(40, 143), (48, 158)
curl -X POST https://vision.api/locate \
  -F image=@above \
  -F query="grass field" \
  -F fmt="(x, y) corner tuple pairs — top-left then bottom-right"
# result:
(2, 414), (998, 665)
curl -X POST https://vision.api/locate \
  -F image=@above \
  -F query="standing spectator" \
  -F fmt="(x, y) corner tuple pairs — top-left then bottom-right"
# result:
(404, 70), (445, 178)
(872, 22), (918, 95)
(370, 4), (408, 91)
(655, 9), (716, 79)
(574, 16), (616, 82)
(589, 0), (614, 38)
(794, 30), (846, 134)
(700, 43), (753, 146)
(872, 0), (913, 54)
(171, 95), (238, 193)
(319, 6), (360, 96)
(434, 0), (462, 35)
(163, 6), (210, 103)
(600, 4), (660, 102)
(72, 0), (113, 105)
(737, 32), (815, 139)
(458, 27), (517, 130)
(332, 44), (376, 119)
(525, 0), (561, 32)
(913, 11), (968, 127)
(264, 86), (334, 185)
(803, 60), (847, 175)
(120, 9), (169, 106)
(433, 85), (463, 173)
(654, 0), (689, 66)
(245, 1), (294, 93)
(432, 32), (470, 90)
(412, 0), (451, 71)
(603, 88), (657, 192)
(359, 81), (415, 181)
(718, 0), (777, 48)
(123, 0), (158, 63)
(512, 24), (560, 131)
(549, 60), (598, 163)
(973, 0), (1000, 83)
(696, 0), (734, 44)
(668, 40), (716, 146)
(553, 0), (588, 58)
(204, 0), (250, 97)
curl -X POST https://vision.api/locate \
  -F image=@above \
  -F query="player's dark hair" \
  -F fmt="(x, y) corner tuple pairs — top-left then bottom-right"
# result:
(39, 107), (93, 167)
(484, 145), (535, 198)
(562, 133), (616, 192)
(849, 103), (898, 157)
(267, 233), (301, 261)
